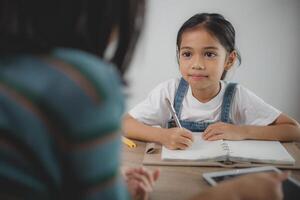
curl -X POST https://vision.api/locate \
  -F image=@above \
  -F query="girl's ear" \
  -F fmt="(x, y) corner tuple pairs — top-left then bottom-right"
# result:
(176, 47), (180, 64)
(225, 50), (237, 70)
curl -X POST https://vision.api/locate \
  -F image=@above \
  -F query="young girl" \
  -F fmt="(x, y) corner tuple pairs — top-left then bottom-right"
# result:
(123, 13), (300, 150)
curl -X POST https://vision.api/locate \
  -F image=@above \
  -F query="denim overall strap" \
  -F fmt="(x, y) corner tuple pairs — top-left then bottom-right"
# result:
(173, 78), (189, 116)
(220, 82), (238, 123)
(179, 121), (211, 132)
(167, 77), (211, 132)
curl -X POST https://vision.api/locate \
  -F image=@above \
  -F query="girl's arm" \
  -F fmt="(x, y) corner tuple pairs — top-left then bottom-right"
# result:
(203, 113), (300, 142)
(242, 113), (300, 141)
(122, 114), (194, 149)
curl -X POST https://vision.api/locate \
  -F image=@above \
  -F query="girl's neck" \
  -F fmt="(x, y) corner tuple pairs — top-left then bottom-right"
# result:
(191, 82), (221, 103)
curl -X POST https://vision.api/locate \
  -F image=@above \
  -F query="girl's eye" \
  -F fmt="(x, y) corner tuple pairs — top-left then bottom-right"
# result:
(204, 52), (217, 58)
(181, 51), (192, 58)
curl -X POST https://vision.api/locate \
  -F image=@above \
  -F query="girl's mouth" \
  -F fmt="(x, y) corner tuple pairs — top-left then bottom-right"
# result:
(189, 74), (208, 80)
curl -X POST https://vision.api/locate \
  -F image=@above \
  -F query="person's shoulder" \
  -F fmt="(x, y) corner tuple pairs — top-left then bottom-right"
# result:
(224, 81), (262, 105)
(222, 81), (251, 95)
(53, 48), (115, 70)
(233, 82), (257, 97)
(52, 48), (121, 100)
(48, 48), (124, 137)
(52, 48), (122, 90)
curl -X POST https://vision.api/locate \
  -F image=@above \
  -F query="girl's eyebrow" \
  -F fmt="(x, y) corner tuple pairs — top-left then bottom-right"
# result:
(203, 46), (219, 50)
(180, 46), (193, 50)
(180, 46), (219, 50)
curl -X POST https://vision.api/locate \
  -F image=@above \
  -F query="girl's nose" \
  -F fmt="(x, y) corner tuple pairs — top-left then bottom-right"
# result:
(192, 55), (205, 70)
(192, 64), (205, 70)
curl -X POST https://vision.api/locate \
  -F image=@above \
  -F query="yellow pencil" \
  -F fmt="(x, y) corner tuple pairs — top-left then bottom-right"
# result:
(122, 136), (137, 148)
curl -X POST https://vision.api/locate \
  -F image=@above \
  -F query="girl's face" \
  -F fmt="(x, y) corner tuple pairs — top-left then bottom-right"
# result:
(178, 27), (234, 92)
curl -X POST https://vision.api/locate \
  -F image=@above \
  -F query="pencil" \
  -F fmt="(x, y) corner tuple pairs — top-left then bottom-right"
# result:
(122, 136), (137, 148)
(165, 98), (182, 128)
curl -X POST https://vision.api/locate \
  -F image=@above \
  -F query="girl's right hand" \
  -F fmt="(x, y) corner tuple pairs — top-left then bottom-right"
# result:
(161, 128), (194, 150)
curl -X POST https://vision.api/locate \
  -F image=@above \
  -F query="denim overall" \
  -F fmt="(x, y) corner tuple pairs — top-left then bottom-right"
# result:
(167, 78), (237, 132)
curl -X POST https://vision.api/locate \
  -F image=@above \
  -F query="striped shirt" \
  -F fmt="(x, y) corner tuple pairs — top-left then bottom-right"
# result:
(0, 48), (129, 199)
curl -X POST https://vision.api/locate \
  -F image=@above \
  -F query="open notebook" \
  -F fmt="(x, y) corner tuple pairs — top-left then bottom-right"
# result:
(161, 133), (295, 165)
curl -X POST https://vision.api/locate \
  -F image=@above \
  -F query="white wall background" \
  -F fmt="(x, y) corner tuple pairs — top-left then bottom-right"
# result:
(125, 0), (300, 121)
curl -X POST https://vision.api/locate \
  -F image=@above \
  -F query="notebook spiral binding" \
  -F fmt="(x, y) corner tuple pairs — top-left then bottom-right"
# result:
(221, 142), (233, 164)
(221, 142), (230, 152)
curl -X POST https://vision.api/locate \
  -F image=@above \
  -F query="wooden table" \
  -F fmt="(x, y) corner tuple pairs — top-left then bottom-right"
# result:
(122, 141), (300, 200)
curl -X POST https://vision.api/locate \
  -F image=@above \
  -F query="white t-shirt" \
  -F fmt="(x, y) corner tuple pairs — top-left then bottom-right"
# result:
(129, 78), (281, 128)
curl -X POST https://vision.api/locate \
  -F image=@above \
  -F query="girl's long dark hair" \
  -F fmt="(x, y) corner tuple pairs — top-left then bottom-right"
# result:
(0, 0), (145, 76)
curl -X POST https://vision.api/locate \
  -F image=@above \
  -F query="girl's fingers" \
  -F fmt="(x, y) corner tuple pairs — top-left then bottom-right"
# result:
(203, 130), (219, 140)
(203, 123), (224, 137)
(206, 133), (224, 141)
(175, 142), (188, 150)
(181, 130), (194, 141)
(203, 126), (213, 138)
(179, 136), (193, 147)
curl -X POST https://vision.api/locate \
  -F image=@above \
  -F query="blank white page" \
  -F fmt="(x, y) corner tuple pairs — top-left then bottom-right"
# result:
(227, 140), (295, 165)
(161, 133), (226, 161)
